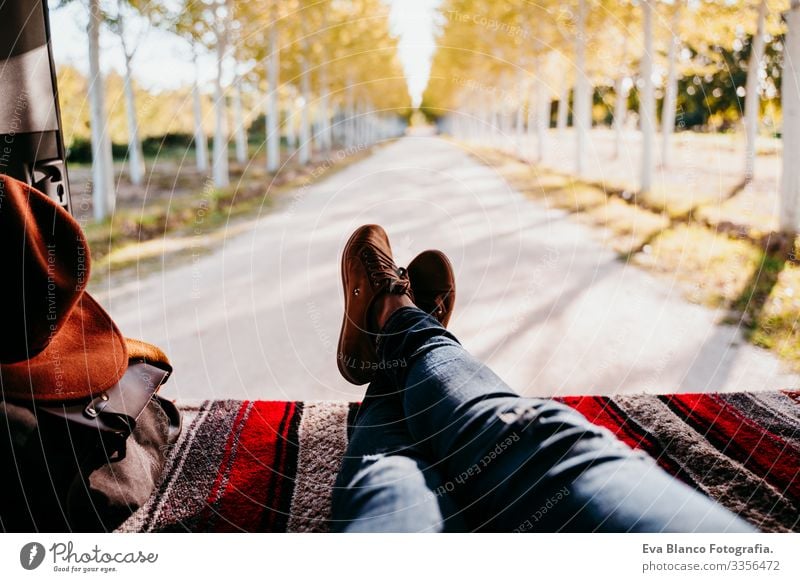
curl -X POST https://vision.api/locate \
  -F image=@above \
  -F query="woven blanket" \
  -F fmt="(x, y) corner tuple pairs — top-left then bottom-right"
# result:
(117, 392), (800, 533)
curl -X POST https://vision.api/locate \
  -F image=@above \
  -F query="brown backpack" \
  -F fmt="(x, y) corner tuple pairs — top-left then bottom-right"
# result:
(0, 340), (181, 532)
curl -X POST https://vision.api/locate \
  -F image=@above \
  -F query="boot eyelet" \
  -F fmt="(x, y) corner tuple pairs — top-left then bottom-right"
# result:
(353, 288), (360, 296)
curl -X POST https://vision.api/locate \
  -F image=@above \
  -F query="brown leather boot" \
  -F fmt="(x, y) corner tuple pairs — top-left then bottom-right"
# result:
(407, 250), (456, 327)
(338, 225), (413, 385)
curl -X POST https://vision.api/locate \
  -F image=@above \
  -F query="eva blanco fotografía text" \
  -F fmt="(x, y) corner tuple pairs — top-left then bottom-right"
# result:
(642, 543), (772, 557)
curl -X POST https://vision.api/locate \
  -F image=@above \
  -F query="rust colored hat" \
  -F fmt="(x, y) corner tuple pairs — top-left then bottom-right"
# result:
(0, 174), (127, 401)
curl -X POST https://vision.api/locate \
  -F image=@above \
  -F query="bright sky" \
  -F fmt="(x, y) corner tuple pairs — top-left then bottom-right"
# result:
(49, 0), (217, 89)
(48, 0), (441, 107)
(388, 0), (441, 107)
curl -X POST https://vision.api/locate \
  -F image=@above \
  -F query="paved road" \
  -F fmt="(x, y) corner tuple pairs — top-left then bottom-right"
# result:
(97, 136), (799, 401)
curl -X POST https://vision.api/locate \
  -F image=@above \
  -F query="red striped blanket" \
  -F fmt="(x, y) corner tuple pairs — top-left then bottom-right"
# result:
(117, 391), (800, 532)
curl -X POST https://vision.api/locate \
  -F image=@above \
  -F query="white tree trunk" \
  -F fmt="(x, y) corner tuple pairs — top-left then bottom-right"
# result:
(516, 74), (525, 157)
(364, 101), (370, 145)
(780, 1), (800, 232)
(117, 6), (145, 187)
(494, 109), (503, 148)
(368, 103), (375, 145)
(371, 105), (378, 144)
(557, 81), (569, 134)
(354, 99), (362, 144)
(613, 77), (628, 159)
(317, 98), (329, 151)
(266, 24), (280, 172)
(358, 99), (367, 146)
(345, 81), (355, 148)
(88, 0), (115, 220)
(318, 11), (332, 153)
(482, 95), (492, 142)
(536, 71), (549, 163)
(319, 62), (332, 153)
(331, 104), (340, 143)
(299, 56), (312, 165)
(365, 102), (375, 146)
(232, 78), (247, 164)
(212, 17), (230, 188)
(527, 86), (536, 147)
(346, 98), (354, 147)
(501, 105), (513, 152)
(745, 0), (767, 182)
(192, 74), (209, 172)
(640, 0), (655, 193)
(661, 4), (682, 169)
(122, 54), (145, 185)
(574, 0), (589, 176)
(286, 94), (297, 155)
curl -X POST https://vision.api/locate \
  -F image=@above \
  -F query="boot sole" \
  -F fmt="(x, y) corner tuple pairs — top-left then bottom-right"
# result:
(337, 227), (374, 385)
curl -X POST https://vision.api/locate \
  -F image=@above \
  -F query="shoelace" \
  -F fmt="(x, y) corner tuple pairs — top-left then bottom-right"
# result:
(360, 246), (410, 295)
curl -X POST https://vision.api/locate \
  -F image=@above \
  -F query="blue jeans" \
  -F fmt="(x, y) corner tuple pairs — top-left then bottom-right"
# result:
(331, 307), (755, 532)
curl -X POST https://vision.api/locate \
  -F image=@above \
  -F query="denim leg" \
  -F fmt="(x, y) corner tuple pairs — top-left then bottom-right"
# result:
(330, 371), (466, 532)
(378, 307), (756, 533)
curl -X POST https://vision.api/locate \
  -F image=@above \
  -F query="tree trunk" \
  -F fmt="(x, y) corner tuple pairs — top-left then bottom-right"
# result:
(365, 101), (372, 145)
(612, 32), (631, 161)
(192, 52), (209, 172)
(266, 23), (280, 173)
(319, 69), (331, 152)
(318, 65), (331, 153)
(355, 99), (363, 144)
(88, 0), (115, 220)
(122, 53), (145, 185)
(331, 104), (340, 143)
(640, 0), (655, 194)
(212, 15), (230, 188)
(501, 107), (512, 152)
(536, 69), (549, 163)
(299, 55), (312, 165)
(232, 77), (247, 164)
(117, 8), (145, 187)
(358, 99), (367, 146)
(613, 77), (628, 159)
(527, 85), (536, 152)
(780, 1), (800, 232)
(516, 73), (525, 157)
(574, 0), (589, 176)
(482, 95), (491, 142)
(494, 108), (502, 149)
(365, 101), (374, 146)
(745, 0), (768, 182)
(345, 81), (355, 148)
(286, 91), (297, 155)
(318, 10), (332, 152)
(557, 81), (569, 134)
(661, 4), (682, 169)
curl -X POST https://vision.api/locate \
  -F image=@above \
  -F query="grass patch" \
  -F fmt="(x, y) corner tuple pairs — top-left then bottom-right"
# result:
(631, 224), (763, 307)
(737, 260), (800, 365)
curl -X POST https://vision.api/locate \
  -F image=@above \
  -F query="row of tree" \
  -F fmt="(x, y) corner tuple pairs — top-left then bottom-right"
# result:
(422, 0), (800, 232)
(74, 0), (410, 220)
